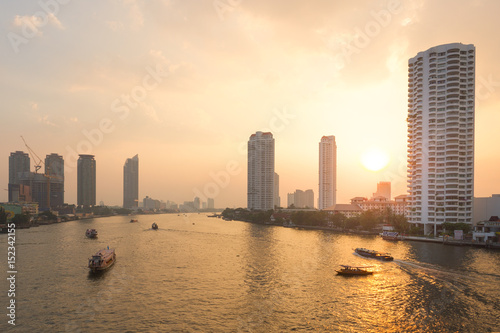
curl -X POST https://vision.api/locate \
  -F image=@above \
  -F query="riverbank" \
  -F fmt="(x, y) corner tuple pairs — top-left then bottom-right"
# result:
(225, 217), (500, 250)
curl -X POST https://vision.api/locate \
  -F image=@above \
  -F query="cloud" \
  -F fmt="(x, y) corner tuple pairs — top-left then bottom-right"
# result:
(124, 0), (144, 29)
(106, 20), (124, 31)
(37, 114), (58, 127)
(12, 12), (65, 32)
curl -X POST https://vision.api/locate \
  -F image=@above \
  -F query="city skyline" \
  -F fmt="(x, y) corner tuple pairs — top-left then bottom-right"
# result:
(1, 1), (500, 208)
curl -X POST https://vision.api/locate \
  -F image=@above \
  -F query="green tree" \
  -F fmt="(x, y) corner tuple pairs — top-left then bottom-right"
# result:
(392, 214), (410, 234)
(359, 210), (381, 230)
(0, 207), (8, 224)
(442, 222), (471, 234)
(39, 210), (57, 221)
(12, 213), (31, 227)
(330, 213), (347, 229)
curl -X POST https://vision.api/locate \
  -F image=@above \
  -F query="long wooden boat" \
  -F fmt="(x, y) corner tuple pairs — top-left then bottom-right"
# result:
(336, 265), (374, 276)
(355, 248), (394, 261)
(88, 248), (116, 272)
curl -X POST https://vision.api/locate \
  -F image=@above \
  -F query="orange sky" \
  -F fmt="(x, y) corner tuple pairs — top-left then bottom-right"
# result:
(1, 0), (499, 208)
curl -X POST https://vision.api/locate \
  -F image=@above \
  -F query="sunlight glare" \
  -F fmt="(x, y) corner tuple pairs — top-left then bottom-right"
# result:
(361, 148), (390, 171)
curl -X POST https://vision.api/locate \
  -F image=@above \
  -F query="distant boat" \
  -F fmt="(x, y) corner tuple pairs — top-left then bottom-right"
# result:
(88, 248), (116, 273)
(85, 229), (98, 238)
(355, 248), (394, 261)
(207, 214), (218, 218)
(152, 222), (158, 230)
(130, 219), (138, 223)
(381, 231), (401, 241)
(336, 265), (374, 276)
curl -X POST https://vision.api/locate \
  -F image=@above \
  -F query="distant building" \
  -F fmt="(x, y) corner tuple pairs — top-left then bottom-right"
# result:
(180, 201), (195, 212)
(143, 196), (161, 210)
(473, 194), (500, 225)
(123, 154), (139, 209)
(305, 189), (314, 209)
(319, 135), (337, 210)
(372, 181), (391, 200)
(288, 189), (314, 209)
(7, 183), (31, 203)
(323, 203), (363, 219)
(287, 193), (295, 208)
(21, 172), (52, 210)
(351, 196), (407, 216)
(407, 43), (475, 235)
(207, 198), (215, 209)
(472, 216), (500, 242)
(247, 131), (274, 210)
(8, 151), (30, 202)
(45, 153), (64, 208)
(77, 154), (96, 206)
(274, 172), (280, 208)
(194, 197), (201, 210)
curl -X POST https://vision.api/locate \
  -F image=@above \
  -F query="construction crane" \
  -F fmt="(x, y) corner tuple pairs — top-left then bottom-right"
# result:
(20, 136), (52, 210)
(21, 136), (43, 174)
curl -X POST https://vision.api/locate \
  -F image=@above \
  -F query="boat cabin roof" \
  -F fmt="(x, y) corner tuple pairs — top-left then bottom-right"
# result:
(340, 265), (374, 268)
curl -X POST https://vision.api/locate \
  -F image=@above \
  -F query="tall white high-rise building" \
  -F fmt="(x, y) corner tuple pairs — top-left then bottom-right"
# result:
(247, 131), (275, 210)
(319, 135), (337, 210)
(407, 43), (475, 235)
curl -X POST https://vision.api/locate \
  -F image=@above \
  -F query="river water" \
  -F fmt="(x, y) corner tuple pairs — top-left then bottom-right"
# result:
(1, 214), (499, 332)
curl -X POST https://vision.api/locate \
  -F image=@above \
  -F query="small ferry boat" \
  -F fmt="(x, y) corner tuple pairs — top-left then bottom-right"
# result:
(381, 231), (401, 241)
(88, 248), (116, 273)
(355, 248), (394, 261)
(336, 265), (374, 276)
(85, 229), (98, 238)
(130, 219), (138, 223)
(152, 222), (158, 230)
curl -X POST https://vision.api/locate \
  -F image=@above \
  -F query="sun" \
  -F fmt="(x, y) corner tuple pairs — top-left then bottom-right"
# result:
(361, 148), (390, 172)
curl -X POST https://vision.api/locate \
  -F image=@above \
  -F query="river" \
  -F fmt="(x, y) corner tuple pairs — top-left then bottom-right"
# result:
(1, 213), (499, 332)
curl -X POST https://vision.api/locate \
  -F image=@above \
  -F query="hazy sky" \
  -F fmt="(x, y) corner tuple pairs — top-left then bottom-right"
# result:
(1, 0), (500, 208)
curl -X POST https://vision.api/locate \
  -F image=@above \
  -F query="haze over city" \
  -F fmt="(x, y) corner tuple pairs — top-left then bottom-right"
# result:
(1, 0), (500, 208)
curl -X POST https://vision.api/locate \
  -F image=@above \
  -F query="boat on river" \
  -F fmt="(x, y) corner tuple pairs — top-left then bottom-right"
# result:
(355, 248), (394, 261)
(152, 222), (158, 230)
(85, 229), (98, 238)
(130, 219), (138, 223)
(88, 248), (116, 273)
(381, 231), (401, 241)
(336, 265), (374, 276)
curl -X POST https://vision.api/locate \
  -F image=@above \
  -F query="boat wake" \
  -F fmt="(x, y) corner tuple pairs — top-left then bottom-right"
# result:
(394, 259), (478, 282)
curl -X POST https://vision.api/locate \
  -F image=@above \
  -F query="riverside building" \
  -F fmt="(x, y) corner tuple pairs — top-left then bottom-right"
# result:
(247, 131), (275, 210)
(407, 43), (475, 235)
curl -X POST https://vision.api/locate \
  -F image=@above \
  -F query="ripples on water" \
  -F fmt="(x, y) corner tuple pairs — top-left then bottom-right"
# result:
(1, 214), (499, 332)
